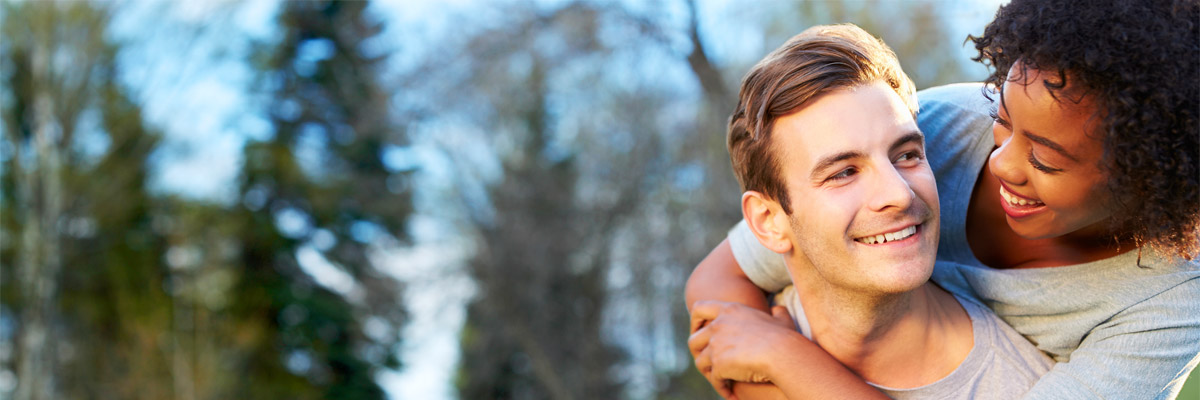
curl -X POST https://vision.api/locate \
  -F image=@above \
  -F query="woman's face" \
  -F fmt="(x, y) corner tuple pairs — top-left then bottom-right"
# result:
(988, 63), (1114, 240)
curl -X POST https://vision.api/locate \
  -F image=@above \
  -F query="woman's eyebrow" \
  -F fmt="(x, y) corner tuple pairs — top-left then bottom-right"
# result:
(1023, 131), (1079, 162)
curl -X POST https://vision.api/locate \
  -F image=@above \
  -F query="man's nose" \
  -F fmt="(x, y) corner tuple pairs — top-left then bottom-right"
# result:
(867, 164), (915, 212)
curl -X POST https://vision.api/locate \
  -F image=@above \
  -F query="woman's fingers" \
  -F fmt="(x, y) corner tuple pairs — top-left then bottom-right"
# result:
(693, 344), (712, 375)
(688, 323), (713, 358)
(690, 300), (726, 334)
(707, 362), (735, 399)
(770, 305), (794, 327)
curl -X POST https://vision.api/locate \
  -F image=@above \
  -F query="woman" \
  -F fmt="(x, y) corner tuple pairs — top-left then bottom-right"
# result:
(686, 0), (1199, 398)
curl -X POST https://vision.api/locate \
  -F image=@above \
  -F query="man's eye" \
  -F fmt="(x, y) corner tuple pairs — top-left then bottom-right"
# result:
(828, 167), (857, 181)
(896, 151), (923, 163)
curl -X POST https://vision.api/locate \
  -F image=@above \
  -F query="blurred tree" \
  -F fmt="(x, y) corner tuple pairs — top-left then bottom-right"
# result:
(2, 1), (414, 399)
(222, 0), (411, 398)
(445, 3), (650, 398)
(433, 2), (729, 398)
(0, 1), (174, 399)
(765, 1), (976, 89)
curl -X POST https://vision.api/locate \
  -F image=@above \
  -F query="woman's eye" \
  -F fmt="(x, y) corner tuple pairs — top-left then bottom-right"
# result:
(989, 109), (1012, 129)
(1027, 151), (1063, 174)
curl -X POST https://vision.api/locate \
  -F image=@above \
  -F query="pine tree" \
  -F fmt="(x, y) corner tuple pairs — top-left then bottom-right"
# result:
(224, 1), (411, 398)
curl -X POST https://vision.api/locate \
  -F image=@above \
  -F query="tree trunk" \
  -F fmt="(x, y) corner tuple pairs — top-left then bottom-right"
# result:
(15, 43), (63, 400)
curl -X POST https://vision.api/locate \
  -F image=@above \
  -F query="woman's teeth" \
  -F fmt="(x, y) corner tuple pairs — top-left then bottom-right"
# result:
(1000, 185), (1044, 207)
(857, 225), (917, 245)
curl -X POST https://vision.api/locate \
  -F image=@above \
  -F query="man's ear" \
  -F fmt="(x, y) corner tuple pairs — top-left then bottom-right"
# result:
(741, 191), (792, 254)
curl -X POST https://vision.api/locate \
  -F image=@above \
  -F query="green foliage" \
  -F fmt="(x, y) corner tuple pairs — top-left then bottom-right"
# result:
(1182, 368), (1200, 400)
(221, 1), (410, 398)
(0, 1), (175, 398)
(0, 1), (410, 399)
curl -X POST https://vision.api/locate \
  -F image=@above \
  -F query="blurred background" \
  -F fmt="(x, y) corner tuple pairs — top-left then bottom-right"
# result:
(0, 0), (1195, 399)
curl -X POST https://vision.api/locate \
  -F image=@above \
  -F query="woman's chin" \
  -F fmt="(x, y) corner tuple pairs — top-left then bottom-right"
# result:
(1004, 216), (1059, 241)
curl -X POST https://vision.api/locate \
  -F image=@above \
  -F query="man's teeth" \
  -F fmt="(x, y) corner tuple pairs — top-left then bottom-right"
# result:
(857, 225), (917, 245)
(999, 186), (1045, 207)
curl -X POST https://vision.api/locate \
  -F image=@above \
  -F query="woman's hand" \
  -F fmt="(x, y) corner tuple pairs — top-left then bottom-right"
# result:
(688, 300), (799, 398)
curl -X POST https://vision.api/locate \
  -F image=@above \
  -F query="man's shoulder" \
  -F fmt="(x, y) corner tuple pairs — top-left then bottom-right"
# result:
(954, 294), (1050, 362)
(878, 294), (1051, 399)
(957, 294), (1054, 389)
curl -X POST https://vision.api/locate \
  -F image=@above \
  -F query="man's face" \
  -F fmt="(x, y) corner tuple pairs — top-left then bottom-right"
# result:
(773, 81), (939, 295)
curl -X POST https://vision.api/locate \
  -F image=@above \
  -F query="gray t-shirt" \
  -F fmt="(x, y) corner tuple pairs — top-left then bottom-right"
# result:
(774, 286), (1053, 399)
(729, 83), (1200, 399)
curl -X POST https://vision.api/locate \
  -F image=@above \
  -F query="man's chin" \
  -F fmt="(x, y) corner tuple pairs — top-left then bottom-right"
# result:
(860, 257), (936, 294)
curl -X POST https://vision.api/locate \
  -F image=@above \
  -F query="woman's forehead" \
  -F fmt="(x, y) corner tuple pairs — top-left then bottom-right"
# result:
(1001, 69), (1107, 153)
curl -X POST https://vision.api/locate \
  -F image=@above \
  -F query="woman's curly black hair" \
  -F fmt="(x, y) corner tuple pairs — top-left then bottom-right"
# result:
(971, 0), (1200, 258)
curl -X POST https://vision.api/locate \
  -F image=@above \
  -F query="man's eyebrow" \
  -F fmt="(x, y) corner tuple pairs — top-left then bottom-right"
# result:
(808, 131), (924, 181)
(810, 150), (863, 181)
(1024, 130), (1078, 162)
(889, 131), (925, 153)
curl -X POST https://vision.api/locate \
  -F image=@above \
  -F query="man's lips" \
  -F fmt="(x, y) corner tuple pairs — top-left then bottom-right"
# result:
(854, 223), (920, 245)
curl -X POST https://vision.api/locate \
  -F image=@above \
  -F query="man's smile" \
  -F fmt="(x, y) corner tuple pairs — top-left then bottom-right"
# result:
(854, 223), (920, 245)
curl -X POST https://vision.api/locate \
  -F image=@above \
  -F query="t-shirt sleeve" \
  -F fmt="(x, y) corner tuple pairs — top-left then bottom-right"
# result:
(1020, 278), (1200, 399)
(727, 220), (791, 292)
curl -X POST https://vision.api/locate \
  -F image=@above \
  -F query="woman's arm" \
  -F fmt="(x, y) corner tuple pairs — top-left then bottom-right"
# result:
(1020, 280), (1200, 399)
(684, 238), (772, 314)
(686, 226), (885, 398)
(689, 301), (887, 400)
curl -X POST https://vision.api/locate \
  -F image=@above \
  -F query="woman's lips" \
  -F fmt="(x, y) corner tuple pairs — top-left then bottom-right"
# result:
(998, 184), (1047, 218)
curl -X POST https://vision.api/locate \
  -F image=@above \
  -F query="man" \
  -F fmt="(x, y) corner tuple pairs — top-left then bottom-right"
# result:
(686, 24), (1051, 399)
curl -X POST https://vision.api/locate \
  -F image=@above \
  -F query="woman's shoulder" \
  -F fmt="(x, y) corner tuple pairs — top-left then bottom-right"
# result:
(914, 83), (995, 159)
(916, 83), (994, 113)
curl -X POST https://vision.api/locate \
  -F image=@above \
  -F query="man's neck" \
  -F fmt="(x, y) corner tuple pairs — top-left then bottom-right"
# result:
(791, 271), (973, 389)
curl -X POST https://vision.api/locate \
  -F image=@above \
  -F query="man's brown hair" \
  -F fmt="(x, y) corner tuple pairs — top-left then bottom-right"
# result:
(728, 24), (916, 214)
